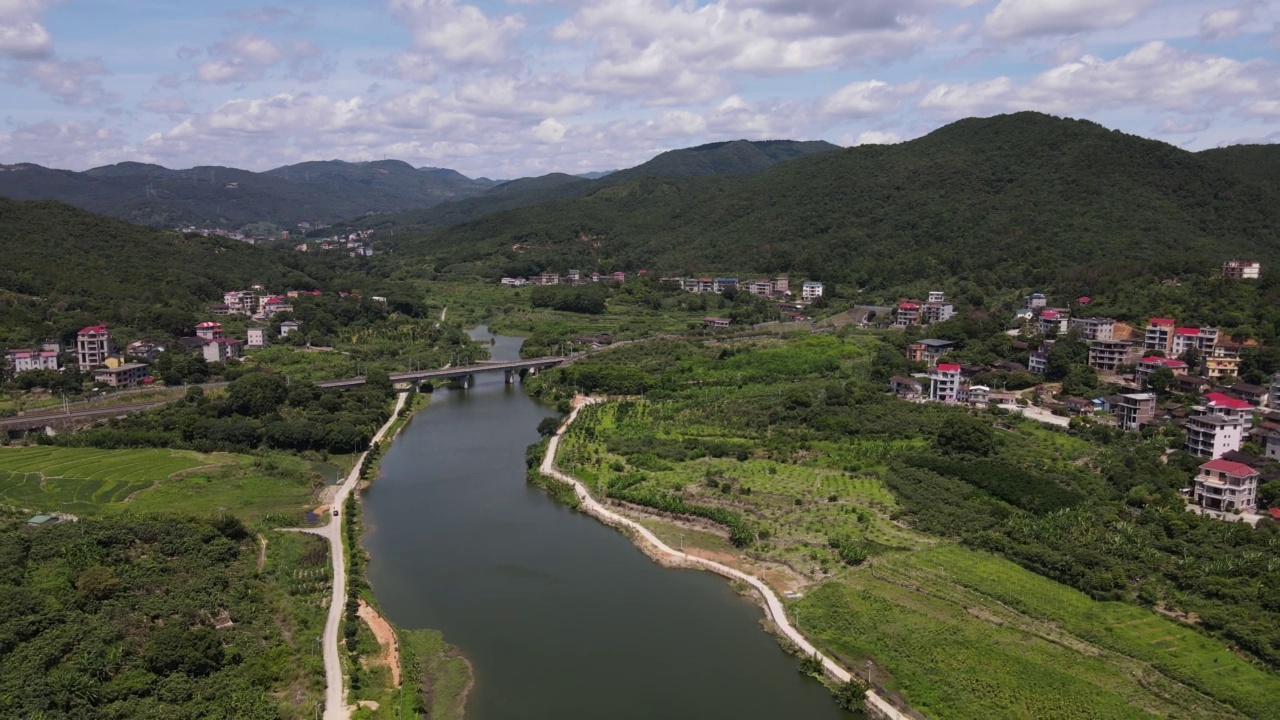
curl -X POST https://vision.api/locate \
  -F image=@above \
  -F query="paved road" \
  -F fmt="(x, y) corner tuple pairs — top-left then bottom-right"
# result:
(285, 392), (407, 720)
(540, 399), (910, 719)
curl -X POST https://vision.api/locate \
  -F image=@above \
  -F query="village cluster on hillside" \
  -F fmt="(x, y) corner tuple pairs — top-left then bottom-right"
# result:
(180, 223), (376, 258)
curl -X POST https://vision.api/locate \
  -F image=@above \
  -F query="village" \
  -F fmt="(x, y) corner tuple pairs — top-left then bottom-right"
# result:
(180, 222), (377, 258)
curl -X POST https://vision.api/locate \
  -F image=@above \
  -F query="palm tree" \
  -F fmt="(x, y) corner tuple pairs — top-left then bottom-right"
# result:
(47, 668), (98, 711)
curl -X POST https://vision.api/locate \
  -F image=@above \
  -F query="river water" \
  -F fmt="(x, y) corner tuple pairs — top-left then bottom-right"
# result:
(362, 327), (853, 720)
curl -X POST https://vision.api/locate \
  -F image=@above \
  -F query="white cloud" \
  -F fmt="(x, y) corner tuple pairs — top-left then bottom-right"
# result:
(11, 57), (111, 105)
(0, 119), (130, 167)
(821, 79), (914, 117)
(531, 118), (566, 144)
(0, 0), (54, 58)
(1154, 116), (1211, 133)
(389, 0), (525, 66)
(984, 0), (1157, 40)
(450, 76), (593, 119)
(1199, 4), (1256, 41)
(359, 52), (439, 83)
(921, 42), (1276, 117)
(195, 32), (283, 83)
(845, 130), (903, 145)
(1243, 99), (1280, 118)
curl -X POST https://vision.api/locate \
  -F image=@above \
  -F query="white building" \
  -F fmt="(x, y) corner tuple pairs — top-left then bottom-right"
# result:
(202, 338), (243, 364)
(1068, 317), (1115, 341)
(279, 321), (301, 338)
(1185, 393), (1253, 458)
(247, 327), (267, 348)
(195, 322), (223, 340)
(801, 281), (824, 301)
(1222, 260), (1261, 280)
(1272, 372), (1280, 410)
(76, 324), (112, 369)
(929, 363), (962, 403)
(1193, 458), (1258, 513)
(6, 349), (59, 373)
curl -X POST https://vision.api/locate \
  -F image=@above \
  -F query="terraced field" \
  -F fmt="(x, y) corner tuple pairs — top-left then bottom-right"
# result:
(0, 446), (317, 518)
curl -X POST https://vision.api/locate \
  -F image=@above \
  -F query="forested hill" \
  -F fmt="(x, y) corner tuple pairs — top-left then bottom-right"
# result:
(0, 198), (341, 345)
(0, 159), (492, 230)
(356, 139), (840, 241)
(391, 113), (1280, 292)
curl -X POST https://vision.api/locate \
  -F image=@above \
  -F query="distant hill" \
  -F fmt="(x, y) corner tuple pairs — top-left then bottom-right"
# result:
(576, 171), (615, 180)
(0, 159), (492, 230)
(389, 113), (1280, 292)
(360, 139), (841, 242)
(0, 198), (338, 346)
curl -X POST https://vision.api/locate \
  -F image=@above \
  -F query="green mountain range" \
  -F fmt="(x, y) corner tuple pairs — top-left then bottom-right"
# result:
(0, 159), (492, 231)
(386, 113), (1280, 293)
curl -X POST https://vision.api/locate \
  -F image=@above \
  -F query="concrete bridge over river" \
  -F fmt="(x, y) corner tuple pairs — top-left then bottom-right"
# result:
(315, 356), (568, 390)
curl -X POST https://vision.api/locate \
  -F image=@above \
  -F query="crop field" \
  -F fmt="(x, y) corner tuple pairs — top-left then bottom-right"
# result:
(796, 545), (1273, 719)
(0, 446), (319, 519)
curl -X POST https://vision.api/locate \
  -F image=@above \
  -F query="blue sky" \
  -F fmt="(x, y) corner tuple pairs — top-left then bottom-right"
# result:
(1, 0), (1278, 177)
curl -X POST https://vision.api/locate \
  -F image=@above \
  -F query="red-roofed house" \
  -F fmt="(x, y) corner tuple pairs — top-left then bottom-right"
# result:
(1137, 356), (1188, 388)
(1172, 326), (1218, 356)
(1194, 458), (1258, 513)
(894, 302), (921, 328)
(1186, 393), (1254, 458)
(1037, 309), (1069, 335)
(1144, 318), (1176, 354)
(929, 364), (962, 403)
(1077, 296), (1091, 305)
(76, 324), (112, 369)
(195, 321), (224, 340)
(262, 297), (294, 318)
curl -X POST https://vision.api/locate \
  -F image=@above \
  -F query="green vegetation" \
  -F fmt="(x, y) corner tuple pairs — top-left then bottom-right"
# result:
(533, 332), (1280, 716)
(0, 511), (326, 719)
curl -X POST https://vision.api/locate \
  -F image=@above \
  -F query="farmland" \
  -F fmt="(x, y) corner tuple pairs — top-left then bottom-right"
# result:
(0, 445), (321, 520)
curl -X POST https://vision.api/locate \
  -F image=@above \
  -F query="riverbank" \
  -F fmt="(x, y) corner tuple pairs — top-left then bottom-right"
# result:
(539, 397), (907, 719)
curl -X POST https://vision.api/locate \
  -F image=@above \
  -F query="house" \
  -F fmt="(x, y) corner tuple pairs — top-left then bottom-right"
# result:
(202, 338), (243, 363)
(1028, 346), (1050, 375)
(1069, 317), (1115, 341)
(208, 304), (232, 315)
(1177, 375), (1213, 395)
(1193, 458), (1259, 513)
(1137, 356), (1189, 388)
(967, 385), (990, 406)
(1064, 397), (1094, 415)
(223, 290), (260, 315)
(1229, 382), (1270, 408)
(1144, 318), (1176, 354)
(989, 391), (1019, 406)
(533, 273), (560, 286)
(125, 340), (164, 361)
(261, 297), (294, 318)
(612, 271), (626, 283)
(195, 321), (223, 340)
(567, 269), (581, 283)
(6, 349), (60, 373)
(279, 321), (301, 338)
(712, 277), (738, 293)
(1025, 293), (1047, 309)
(1206, 343), (1241, 381)
(500, 277), (529, 286)
(1255, 425), (1280, 461)
(1088, 339), (1140, 372)
(894, 302), (921, 328)
(76, 324), (113, 369)
(992, 359), (1026, 373)
(906, 339), (957, 367)
(921, 291), (954, 324)
(684, 277), (714, 293)
(1077, 296), (1092, 305)
(1115, 393), (1157, 430)
(1222, 260), (1261, 280)
(1185, 393), (1253, 458)
(1272, 372), (1280, 410)
(801, 281), (824, 301)
(94, 362), (150, 388)
(889, 376), (923, 400)
(747, 280), (774, 296)
(772, 277), (790, 295)
(1172, 327), (1218, 357)
(1037, 309), (1069, 335)
(929, 364), (962, 404)
(247, 327), (267, 348)
(590, 272), (602, 283)
(704, 317), (732, 329)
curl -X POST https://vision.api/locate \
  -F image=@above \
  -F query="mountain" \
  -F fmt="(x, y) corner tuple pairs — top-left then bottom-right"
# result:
(358, 139), (841, 242)
(389, 113), (1280, 291)
(0, 159), (492, 230)
(0, 198), (340, 346)
(576, 171), (615, 180)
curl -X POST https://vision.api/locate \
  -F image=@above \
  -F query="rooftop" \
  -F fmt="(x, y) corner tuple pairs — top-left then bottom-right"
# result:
(917, 338), (956, 347)
(78, 323), (108, 335)
(1148, 318), (1176, 326)
(1205, 392), (1252, 410)
(936, 363), (961, 372)
(1201, 458), (1257, 477)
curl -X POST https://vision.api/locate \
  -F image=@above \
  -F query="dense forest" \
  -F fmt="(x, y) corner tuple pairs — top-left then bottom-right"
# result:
(0, 513), (306, 719)
(379, 113), (1280, 297)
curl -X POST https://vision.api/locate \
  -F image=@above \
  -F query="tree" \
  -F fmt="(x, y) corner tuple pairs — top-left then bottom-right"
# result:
(936, 415), (996, 457)
(1045, 334), (1089, 381)
(537, 416), (562, 437)
(1147, 366), (1177, 396)
(227, 373), (288, 417)
(143, 626), (225, 677)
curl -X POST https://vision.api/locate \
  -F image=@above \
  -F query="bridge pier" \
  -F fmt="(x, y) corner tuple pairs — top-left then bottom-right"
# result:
(461, 374), (474, 389)
(504, 369), (516, 385)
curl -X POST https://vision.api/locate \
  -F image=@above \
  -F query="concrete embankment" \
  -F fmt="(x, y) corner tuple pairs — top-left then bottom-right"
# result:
(539, 398), (916, 720)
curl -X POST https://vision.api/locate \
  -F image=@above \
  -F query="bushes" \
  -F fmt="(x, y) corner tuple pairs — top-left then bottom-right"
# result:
(610, 485), (755, 547)
(905, 455), (1084, 515)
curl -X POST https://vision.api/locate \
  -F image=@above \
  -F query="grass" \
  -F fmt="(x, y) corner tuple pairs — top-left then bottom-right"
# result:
(262, 531), (330, 711)
(0, 445), (322, 520)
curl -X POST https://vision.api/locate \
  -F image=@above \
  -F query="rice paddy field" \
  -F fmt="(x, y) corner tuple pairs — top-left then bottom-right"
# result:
(0, 445), (320, 519)
(558, 399), (1280, 719)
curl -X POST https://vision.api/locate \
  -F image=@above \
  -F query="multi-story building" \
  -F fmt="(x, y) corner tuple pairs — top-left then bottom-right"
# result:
(1222, 260), (1261, 280)
(567, 269), (581, 283)
(93, 362), (150, 388)
(612, 271), (626, 283)
(1069, 317), (1115, 341)
(894, 302), (921, 328)
(1272, 372), (1280, 410)
(1025, 293), (1047, 310)
(247, 327), (267, 348)
(1185, 393), (1253, 458)
(1038, 309), (1069, 335)
(1137, 356), (1189, 388)
(929, 363), (962, 404)
(76, 324), (113, 369)
(6, 349), (60, 373)
(747, 280), (774, 296)
(927, 291), (945, 303)
(1144, 318), (1176, 354)
(921, 292), (955, 324)
(1115, 393), (1157, 430)
(906, 339), (957, 367)
(772, 277), (789, 295)
(712, 277), (738, 293)
(1193, 458), (1258, 513)
(195, 322), (223, 340)
(125, 340), (163, 361)
(1088, 339), (1140, 372)
(533, 273), (560, 285)
(1206, 343), (1242, 381)
(279, 321), (301, 337)
(262, 297), (294, 318)
(889, 376), (923, 400)
(1029, 346), (1050, 375)
(801, 281), (824, 301)
(202, 338), (243, 364)
(1171, 327), (1217, 357)
(223, 290), (260, 315)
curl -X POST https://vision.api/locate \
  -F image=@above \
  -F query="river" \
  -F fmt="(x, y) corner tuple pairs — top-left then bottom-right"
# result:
(362, 326), (854, 719)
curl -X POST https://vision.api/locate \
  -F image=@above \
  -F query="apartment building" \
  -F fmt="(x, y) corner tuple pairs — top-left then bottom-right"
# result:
(195, 322), (223, 340)
(223, 290), (260, 315)
(921, 291), (955, 324)
(1088, 339), (1140, 372)
(76, 324), (113, 369)
(801, 281), (824, 301)
(1069, 317), (1115, 341)
(929, 364), (962, 403)
(906, 339), (957, 367)
(1172, 327), (1218, 357)
(713, 278), (738, 293)
(1038, 309), (1069, 335)
(1029, 346), (1050, 375)
(1185, 393), (1253, 458)
(1206, 343), (1242, 381)
(772, 278), (790, 295)
(1115, 393), (1157, 431)
(747, 280), (774, 296)
(1144, 318), (1176, 354)
(1193, 458), (1258, 513)
(93, 362), (150, 388)
(894, 302), (921, 328)
(1222, 260), (1261, 280)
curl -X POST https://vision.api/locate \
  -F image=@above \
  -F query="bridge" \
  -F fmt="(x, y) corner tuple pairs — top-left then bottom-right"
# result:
(316, 356), (568, 389)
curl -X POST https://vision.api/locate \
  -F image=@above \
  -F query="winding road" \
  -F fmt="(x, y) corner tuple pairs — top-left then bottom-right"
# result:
(541, 399), (911, 720)
(286, 391), (407, 720)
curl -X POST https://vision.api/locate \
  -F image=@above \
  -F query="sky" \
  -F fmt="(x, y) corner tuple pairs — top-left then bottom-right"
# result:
(1, 0), (1278, 179)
